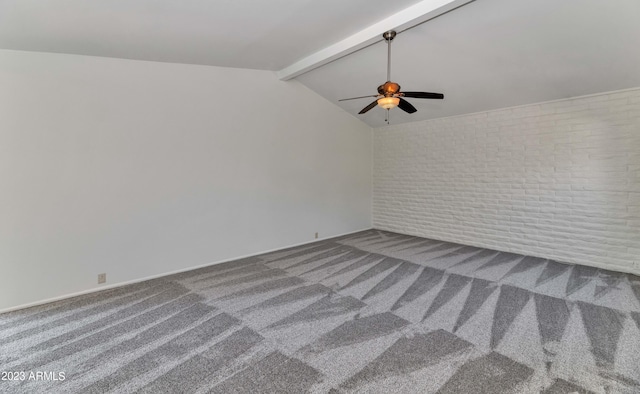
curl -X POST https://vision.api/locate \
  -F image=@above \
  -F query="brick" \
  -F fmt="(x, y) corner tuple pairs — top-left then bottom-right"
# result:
(373, 88), (640, 272)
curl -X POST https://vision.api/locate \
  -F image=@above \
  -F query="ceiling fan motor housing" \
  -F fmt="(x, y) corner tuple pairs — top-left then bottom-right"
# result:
(378, 81), (400, 96)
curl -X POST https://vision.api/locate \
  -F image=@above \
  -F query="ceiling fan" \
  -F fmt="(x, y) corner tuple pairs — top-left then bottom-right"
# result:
(339, 30), (444, 119)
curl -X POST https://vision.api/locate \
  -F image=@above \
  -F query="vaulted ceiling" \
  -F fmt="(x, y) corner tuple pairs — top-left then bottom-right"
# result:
(0, 0), (422, 70)
(2, 0), (639, 127)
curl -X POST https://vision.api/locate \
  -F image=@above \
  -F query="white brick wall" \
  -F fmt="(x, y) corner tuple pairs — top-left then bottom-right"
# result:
(374, 88), (640, 274)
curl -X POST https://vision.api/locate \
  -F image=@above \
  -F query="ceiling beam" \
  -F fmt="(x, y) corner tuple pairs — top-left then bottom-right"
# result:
(276, 0), (474, 81)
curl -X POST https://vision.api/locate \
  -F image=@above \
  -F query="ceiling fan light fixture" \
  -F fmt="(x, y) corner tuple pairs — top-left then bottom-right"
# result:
(377, 96), (399, 110)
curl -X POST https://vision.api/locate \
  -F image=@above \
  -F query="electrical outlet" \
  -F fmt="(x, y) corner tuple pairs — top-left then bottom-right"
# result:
(98, 273), (106, 284)
(315, 232), (318, 239)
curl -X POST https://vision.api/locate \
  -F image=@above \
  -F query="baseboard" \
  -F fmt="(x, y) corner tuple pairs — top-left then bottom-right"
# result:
(0, 227), (373, 315)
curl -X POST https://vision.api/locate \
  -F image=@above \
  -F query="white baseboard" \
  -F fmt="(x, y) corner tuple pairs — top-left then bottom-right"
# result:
(0, 227), (373, 315)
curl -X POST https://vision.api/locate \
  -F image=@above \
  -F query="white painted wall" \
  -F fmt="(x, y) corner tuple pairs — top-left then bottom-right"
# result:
(0, 49), (372, 311)
(374, 88), (640, 275)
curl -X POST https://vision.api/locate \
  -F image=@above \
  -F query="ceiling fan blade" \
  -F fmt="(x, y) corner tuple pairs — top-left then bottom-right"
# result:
(398, 98), (417, 114)
(402, 91), (444, 99)
(339, 95), (378, 101)
(358, 100), (379, 114)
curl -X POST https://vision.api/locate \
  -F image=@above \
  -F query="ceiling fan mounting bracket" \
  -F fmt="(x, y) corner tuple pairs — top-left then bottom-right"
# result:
(382, 30), (396, 42)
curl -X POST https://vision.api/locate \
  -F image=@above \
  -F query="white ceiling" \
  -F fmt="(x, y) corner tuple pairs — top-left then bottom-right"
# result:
(298, 0), (640, 126)
(0, 0), (421, 70)
(1, 0), (639, 127)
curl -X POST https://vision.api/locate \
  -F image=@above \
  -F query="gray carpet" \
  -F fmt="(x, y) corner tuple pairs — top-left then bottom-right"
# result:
(2, 229), (640, 393)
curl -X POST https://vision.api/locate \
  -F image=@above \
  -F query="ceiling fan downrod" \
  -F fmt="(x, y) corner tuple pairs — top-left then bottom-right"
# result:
(383, 30), (396, 82)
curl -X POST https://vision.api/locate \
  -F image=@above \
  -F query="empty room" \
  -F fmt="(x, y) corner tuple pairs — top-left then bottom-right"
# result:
(1, 0), (639, 393)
